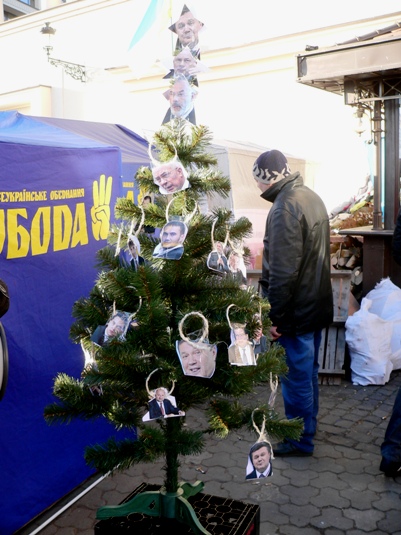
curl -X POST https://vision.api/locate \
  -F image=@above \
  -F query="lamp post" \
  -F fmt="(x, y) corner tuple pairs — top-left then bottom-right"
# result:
(40, 22), (87, 83)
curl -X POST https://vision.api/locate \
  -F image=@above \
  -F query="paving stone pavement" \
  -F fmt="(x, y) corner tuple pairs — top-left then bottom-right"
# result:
(18, 371), (401, 535)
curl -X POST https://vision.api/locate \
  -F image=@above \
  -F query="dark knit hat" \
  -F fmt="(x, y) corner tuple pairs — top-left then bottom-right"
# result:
(253, 150), (291, 185)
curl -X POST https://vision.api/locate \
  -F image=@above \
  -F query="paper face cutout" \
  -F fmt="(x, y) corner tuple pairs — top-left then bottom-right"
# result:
(207, 241), (230, 273)
(246, 441), (273, 479)
(90, 311), (131, 347)
(176, 339), (217, 378)
(169, 5), (204, 54)
(142, 388), (185, 421)
(173, 47), (198, 76)
(123, 234), (145, 270)
(152, 158), (190, 194)
(152, 220), (188, 260)
(228, 252), (247, 286)
(162, 76), (198, 124)
(162, 47), (209, 84)
(228, 325), (256, 366)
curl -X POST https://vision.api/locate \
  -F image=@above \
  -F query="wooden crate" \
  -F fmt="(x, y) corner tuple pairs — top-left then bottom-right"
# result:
(331, 270), (352, 322)
(318, 323), (346, 385)
(318, 271), (352, 385)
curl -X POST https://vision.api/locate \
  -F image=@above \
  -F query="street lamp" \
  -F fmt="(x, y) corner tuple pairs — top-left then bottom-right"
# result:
(353, 103), (372, 138)
(40, 22), (87, 83)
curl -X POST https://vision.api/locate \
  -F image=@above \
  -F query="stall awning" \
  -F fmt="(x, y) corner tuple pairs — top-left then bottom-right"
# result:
(297, 22), (401, 100)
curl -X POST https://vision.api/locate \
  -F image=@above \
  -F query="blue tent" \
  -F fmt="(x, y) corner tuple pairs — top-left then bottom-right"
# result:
(0, 111), (149, 534)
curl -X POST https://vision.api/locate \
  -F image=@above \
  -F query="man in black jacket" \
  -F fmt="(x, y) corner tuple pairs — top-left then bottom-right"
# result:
(253, 149), (333, 456)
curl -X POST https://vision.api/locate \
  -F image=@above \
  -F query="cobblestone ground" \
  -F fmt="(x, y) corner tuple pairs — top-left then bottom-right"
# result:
(18, 371), (401, 535)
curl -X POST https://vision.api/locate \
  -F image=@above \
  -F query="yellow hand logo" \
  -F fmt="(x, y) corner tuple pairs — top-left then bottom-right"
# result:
(91, 174), (112, 241)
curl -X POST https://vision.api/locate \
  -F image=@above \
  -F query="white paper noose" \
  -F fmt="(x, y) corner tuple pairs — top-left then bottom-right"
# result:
(165, 196), (198, 225)
(251, 408), (274, 459)
(211, 218), (229, 251)
(178, 311), (209, 349)
(228, 237), (245, 257)
(128, 205), (145, 238)
(145, 368), (176, 400)
(268, 372), (278, 409)
(115, 227), (123, 256)
(115, 212), (144, 257)
(147, 141), (178, 168)
(81, 340), (96, 369)
(226, 303), (242, 331)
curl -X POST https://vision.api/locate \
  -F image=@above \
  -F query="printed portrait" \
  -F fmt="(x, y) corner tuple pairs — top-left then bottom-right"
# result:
(152, 158), (190, 194)
(176, 339), (217, 378)
(90, 310), (131, 347)
(228, 323), (256, 366)
(142, 387), (185, 422)
(246, 441), (273, 479)
(152, 220), (188, 260)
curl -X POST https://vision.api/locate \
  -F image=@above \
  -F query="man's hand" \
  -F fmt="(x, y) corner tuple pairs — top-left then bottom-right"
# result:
(91, 175), (112, 240)
(269, 326), (282, 341)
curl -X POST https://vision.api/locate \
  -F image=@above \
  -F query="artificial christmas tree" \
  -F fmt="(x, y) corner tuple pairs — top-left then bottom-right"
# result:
(44, 120), (303, 533)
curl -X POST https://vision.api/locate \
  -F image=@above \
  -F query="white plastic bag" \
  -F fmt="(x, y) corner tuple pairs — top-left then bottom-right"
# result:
(345, 298), (393, 385)
(365, 278), (401, 369)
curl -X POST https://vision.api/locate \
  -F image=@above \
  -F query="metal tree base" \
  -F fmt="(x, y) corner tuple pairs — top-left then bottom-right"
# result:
(96, 480), (210, 535)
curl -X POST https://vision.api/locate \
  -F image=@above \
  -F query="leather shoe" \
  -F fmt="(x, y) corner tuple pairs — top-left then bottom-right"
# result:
(273, 441), (313, 457)
(380, 458), (401, 477)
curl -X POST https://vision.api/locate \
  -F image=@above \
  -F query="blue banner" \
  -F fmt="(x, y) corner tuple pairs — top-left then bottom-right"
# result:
(0, 112), (146, 534)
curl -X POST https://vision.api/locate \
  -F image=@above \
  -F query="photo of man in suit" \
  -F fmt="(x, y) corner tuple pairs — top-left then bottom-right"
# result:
(246, 441), (273, 480)
(144, 388), (185, 421)
(228, 324), (256, 366)
(162, 46), (208, 85)
(90, 311), (130, 347)
(152, 220), (188, 260)
(207, 241), (229, 274)
(122, 235), (146, 271)
(162, 75), (198, 126)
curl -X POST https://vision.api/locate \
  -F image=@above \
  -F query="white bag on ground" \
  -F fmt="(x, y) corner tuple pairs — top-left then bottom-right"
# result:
(345, 298), (393, 385)
(365, 278), (401, 369)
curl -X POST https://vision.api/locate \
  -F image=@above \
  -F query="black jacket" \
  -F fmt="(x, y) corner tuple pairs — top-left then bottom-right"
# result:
(259, 172), (333, 335)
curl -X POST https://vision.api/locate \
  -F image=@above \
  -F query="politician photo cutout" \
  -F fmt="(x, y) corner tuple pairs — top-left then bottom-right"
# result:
(143, 387), (185, 422)
(90, 310), (131, 347)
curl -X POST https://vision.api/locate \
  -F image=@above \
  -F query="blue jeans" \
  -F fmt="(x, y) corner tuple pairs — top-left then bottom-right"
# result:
(381, 387), (401, 462)
(277, 331), (321, 453)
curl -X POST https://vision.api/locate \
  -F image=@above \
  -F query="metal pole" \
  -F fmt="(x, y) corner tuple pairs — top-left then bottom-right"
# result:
(384, 97), (400, 229)
(372, 91), (383, 230)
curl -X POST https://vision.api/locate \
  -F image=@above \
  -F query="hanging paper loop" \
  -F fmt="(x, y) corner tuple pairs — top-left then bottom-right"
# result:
(115, 227), (123, 257)
(210, 217), (229, 251)
(127, 205), (145, 238)
(225, 303), (239, 331)
(145, 368), (176, 399)
(268, 372), (278, 409)
(165, 196), (198, 225)
(251, 408), (268, 443)
(178, 311), (209, 348)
